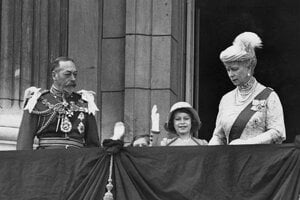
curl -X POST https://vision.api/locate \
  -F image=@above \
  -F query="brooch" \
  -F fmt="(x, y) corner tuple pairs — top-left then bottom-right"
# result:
(251, 99), (266, 111)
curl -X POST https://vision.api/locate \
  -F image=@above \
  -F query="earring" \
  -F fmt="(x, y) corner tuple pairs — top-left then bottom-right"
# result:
(247, 73), (251, 77)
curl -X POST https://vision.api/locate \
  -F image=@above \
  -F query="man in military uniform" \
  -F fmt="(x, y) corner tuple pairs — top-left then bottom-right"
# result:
(17, 57), (100, 149)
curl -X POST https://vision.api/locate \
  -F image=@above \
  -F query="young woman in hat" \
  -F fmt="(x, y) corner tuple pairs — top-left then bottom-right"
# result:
(209, 32), (286, 145)
(160, 102), (208, 146)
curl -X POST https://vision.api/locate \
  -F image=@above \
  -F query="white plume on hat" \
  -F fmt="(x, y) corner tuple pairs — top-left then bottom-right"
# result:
(233, 32), (262, 53)
(220, 32), (263, 62)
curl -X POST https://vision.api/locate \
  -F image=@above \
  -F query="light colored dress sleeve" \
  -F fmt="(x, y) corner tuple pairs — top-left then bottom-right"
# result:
(266, 92), (286, 143)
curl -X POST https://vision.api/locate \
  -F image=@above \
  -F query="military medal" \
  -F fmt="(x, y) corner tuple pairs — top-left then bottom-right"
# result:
(78, 112), (85, 120)
(60, 115), (72, 133)
(77, 122), (85, 134)
(77, 112), (85, 134)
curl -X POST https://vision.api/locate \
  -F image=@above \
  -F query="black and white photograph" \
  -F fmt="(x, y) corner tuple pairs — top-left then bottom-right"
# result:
(0, 0), (299, 199)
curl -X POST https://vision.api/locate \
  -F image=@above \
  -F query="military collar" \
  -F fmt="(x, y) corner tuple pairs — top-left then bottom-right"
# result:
(50, 85), (72, 100)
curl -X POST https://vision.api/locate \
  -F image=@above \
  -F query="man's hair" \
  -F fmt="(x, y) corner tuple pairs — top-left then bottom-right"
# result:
(51, 56), (75, 72)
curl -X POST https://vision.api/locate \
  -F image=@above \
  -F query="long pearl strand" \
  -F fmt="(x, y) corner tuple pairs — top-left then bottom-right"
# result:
(235, 77), (257, 105)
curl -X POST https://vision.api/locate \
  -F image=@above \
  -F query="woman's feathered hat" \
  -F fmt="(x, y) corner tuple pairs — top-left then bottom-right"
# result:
(220, 32), (263, 63)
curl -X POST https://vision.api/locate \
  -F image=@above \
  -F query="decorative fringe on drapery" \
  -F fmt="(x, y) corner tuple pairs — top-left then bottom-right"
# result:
(103, 155), (114, 200)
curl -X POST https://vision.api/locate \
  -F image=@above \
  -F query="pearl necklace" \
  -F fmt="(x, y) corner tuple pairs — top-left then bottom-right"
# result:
(235, 77), (257, 105)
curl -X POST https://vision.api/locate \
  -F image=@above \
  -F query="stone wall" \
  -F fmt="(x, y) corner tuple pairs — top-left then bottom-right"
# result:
(123, 0), (187, 145)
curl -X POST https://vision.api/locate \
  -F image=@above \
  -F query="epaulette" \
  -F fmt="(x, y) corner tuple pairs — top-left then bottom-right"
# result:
(76, 90), (99, 115)
(23, 87), (46, 113)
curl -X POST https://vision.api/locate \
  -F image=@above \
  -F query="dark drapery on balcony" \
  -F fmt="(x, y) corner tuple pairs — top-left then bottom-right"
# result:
(0, 144), (299, 200)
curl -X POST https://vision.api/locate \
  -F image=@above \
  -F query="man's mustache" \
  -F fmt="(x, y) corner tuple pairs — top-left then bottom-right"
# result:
(66, 81), (76, 87)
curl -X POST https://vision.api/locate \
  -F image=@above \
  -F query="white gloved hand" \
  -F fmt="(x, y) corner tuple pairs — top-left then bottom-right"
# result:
(151, 105), (160, 132)
(111, 122), (125, 140)
(229, 139), (247, 145)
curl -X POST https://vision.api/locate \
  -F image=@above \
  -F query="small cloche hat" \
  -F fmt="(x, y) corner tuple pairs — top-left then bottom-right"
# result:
(164, 102), (201, 134)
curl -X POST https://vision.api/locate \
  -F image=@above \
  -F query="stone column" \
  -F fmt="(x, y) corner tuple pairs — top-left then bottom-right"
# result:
(124, 0), (186, 145)
(99, 0), (126, 142)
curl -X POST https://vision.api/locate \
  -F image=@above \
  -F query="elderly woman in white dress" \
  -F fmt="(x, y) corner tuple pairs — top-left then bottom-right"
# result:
(209, 32), (286, 145)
